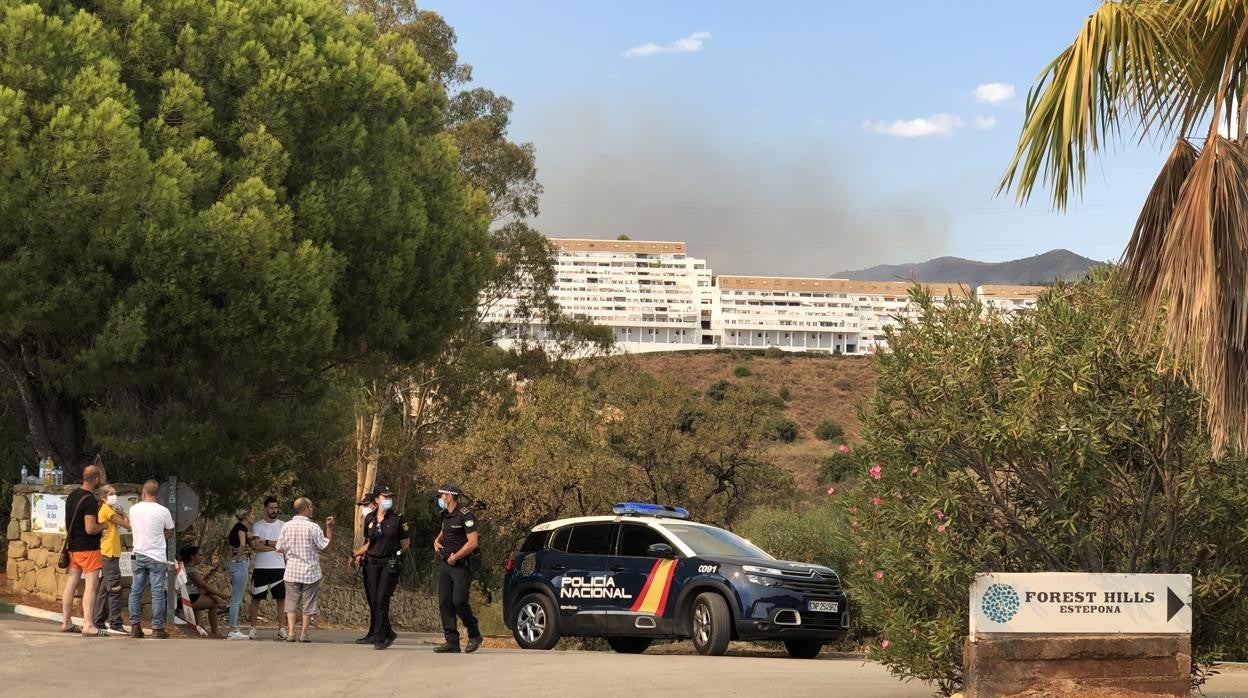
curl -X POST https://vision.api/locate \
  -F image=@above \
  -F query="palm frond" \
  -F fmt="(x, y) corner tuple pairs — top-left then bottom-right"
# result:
(1122, 139), (1200, 308)
(1000, 0), (1192, 209)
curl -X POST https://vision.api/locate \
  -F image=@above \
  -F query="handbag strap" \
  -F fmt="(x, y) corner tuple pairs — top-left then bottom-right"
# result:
(61, 490), (91, 554)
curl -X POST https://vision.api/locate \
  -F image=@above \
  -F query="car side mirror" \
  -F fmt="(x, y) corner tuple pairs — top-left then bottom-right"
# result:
(647, 543), (676, 558)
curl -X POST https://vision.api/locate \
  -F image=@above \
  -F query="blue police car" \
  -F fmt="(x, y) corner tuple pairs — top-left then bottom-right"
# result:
(502, 503), (848, 658)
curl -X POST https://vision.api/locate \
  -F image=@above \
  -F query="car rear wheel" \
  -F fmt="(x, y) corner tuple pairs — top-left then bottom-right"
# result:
(512, 594), (560, 650)
(690, 592), (731, 656)
(607, 637), (652, 654)
(783, 639), (824, 659)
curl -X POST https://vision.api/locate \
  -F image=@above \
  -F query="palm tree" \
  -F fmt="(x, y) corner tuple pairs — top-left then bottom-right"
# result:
(1002, 0), (1248, 455)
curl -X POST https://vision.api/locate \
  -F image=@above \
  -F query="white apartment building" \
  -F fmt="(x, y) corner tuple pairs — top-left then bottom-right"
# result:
(484, 238), (716, 353)
(715, 276), (961, 354)
(484, 237), (1045, 355)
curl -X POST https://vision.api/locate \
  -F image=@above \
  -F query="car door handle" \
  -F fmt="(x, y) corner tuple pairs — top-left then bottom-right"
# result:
(609, 565), (626, 572)
(550, 565), (567, 572)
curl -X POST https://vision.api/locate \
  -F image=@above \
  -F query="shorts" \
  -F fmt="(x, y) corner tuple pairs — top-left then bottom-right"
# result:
(69, 550), (102, 573)
(286, 580), (320, 617)
(251, 567), (286, 600)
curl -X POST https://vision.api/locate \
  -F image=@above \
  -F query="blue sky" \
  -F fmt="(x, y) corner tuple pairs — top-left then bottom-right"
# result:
(422, 0), (1165, 276)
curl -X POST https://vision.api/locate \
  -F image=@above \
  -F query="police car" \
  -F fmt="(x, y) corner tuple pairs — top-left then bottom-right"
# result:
(502, 503), (848, 658)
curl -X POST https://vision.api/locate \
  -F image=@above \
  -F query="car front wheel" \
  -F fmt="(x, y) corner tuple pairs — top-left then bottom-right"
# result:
(512, 593), (560, 650)
(690, 592), (732, 656)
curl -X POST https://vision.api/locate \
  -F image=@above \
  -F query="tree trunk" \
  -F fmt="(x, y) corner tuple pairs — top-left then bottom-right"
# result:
(1, 345), (89, 480)
(352, 382), (385, 545)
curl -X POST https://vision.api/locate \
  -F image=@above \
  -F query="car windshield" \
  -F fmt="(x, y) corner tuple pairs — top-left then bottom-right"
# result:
(664, 524), (773, 560)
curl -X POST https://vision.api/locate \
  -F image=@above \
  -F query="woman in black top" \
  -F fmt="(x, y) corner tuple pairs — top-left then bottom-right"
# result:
(225, 509), (253, 639)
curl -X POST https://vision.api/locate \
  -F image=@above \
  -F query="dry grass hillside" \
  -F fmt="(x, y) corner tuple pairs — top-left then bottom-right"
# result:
(617, 351), (879, 491)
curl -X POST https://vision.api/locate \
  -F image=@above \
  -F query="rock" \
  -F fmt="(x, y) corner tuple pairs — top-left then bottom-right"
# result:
(19, 519), (29, 532)
(18, 571), (37, 593)
(27, 547), (50, 567)
(20, 532), (40, 548)
(35, 565), (59, 596)
(5, 558), (16, 582)
(6, 519), (18, 541)
(6, 541), (26, 559)
(41, 533), (61, 550)
(12, 493), (30, 519)
(17, 560), (34, 576)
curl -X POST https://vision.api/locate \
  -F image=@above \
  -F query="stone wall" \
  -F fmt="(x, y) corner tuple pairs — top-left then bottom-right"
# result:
(5, 483), (141, 601)
(963, 634), (1191, 698)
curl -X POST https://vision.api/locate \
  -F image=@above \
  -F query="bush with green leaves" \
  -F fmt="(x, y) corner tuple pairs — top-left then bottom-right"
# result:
(765, 416), (798, 443)
(733, 365), (752, 378)
(705, 379), (732, 402)
(764, 346), (786, 359)
(814, 419), (845, 441)
(834, 273), (1248, 694)
(818, 449), (856, 484)
(778, 385), (791, 402)
(737, 502), (854, 573)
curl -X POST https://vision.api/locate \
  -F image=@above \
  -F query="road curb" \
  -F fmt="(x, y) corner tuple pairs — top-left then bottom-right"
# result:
(0, 601), (86, 627)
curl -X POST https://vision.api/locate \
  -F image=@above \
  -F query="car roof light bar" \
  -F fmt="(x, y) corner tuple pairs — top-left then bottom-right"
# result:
(612, 502), (690, 520)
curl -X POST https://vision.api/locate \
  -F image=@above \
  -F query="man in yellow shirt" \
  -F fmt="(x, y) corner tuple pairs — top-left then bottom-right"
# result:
(93, 485), (130, 634)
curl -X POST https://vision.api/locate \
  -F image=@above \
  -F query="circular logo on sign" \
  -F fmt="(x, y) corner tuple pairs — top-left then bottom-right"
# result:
(982, 583), (1021, 623)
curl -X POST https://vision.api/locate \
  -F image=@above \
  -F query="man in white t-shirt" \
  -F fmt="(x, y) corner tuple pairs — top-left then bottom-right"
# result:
(127, 480), (175, 639)
(248, 495), (287, 639)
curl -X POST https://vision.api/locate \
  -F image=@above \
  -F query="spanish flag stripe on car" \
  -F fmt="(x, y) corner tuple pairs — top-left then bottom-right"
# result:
(630, 559), (678, 615)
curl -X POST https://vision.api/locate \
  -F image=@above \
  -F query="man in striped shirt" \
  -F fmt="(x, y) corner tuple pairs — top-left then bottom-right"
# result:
(274, 498), (333, 643)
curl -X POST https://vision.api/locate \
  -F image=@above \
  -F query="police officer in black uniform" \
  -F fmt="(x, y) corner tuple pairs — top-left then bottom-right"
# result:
(350, 487), (380, 645)
(432, 484), (482, 654)
(351, 485), (410, 650)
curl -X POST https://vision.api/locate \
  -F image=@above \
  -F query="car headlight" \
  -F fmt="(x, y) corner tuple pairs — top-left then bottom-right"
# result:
(746, 574), (783, 587)
(743, 564), (786, 576)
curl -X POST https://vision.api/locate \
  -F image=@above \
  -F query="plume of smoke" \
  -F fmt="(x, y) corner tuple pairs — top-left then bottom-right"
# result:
(529, 98), (951, 276)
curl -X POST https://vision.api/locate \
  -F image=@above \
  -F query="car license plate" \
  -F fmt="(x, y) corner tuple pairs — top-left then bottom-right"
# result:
(808, 600), (838, 612)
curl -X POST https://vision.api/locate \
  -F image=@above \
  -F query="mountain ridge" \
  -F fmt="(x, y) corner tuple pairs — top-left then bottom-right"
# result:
(832, 249), (1104, 287)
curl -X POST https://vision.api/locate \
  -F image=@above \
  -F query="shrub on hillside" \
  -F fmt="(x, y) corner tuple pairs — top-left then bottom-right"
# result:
(818, 449), (855, 484)
(765, 416), (798, 442)
(814, 419), (845, 441)
(733, 365), (752, 378)
(833, 377), (853, 391)
(705, 379), (732, 402)
(764, 346), (786, 359)
(778, 385), (791, 402)
(834, 274), (1248, 694)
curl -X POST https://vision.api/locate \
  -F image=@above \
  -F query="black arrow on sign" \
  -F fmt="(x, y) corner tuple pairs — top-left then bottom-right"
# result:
(1167, 587), (1187, 622)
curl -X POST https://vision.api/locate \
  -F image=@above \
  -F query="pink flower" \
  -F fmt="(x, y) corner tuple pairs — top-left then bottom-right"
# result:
(937, 524), (946, 533)
(837, 443), (850, 454)
(934, 509), (945, 520)
(869, 465), (882, 480)
(880, 639), (890, 650)
(849, 505), (858, 514)
(826, 486), (837, 495)
(871, 496), (882, 507)
(874, 570), (884, 581)
(911, 466), (921, 475)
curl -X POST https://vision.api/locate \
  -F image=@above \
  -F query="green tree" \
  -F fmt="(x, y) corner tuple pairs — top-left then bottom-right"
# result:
(0, 0), (489, 497)
(1002, 0), (1248, 455)
(838, 275), (1248, 692)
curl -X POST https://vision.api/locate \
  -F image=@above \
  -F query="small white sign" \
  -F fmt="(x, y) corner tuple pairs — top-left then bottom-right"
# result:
(29, 493), (67, 534)
(118, 552), (135, 577)
(970, 573), (1192, 637)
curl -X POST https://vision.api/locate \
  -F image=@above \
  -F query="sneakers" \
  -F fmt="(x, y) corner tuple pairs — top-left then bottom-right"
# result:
(151, 628), (169, 639)
(106, 626), (128, 636)
(276, 627), (289, 641)
(225, 629), (251, 641)
(354, 636), (374, 645)
(130, 626), (145, 639)
(373, 634), (396, 651)
(465, 636), (482, 653)
(432, 642), (461, 653)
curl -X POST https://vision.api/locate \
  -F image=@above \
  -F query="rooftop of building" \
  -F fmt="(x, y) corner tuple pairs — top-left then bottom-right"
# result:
(716, 274), (964, 298)
(549, 238), (687, 255)
(976, 284), (1046, 298)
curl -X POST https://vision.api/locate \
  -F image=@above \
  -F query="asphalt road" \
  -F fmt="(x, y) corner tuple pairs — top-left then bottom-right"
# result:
(1, 614), (1245, 697)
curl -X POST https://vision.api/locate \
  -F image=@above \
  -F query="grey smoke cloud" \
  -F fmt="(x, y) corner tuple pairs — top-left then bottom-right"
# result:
(527, 98), (952, 277)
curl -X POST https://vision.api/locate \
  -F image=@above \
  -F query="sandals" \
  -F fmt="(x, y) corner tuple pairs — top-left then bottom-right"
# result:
(298, 635), (310, 643)
(59, 626), (80, 633)
(82, 628), (108, 637)
(285, 633), (297, 643)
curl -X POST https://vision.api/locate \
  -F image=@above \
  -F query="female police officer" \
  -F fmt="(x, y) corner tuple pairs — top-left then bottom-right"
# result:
(351, 485), (410, 650)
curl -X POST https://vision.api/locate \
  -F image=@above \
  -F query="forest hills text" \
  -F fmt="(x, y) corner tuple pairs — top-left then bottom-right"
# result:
(1027, 590), (1156, 614)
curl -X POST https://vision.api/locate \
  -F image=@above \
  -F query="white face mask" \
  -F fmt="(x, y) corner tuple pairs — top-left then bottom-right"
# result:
(105, 495), (118, 506)
(380, 498), (394, 511)
(360, 506), (374, 517)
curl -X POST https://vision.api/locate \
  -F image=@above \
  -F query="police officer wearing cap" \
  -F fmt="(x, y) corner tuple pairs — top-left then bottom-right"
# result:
(433, 484), (482, 653)
(351, 485), (410, 650)
(350, 486), (380, 645)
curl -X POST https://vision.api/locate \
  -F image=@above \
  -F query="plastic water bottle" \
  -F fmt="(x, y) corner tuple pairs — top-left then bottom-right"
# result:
(54, 465), (62, 486)
(20, 464), (28, 484)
